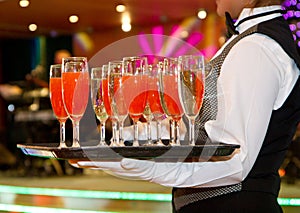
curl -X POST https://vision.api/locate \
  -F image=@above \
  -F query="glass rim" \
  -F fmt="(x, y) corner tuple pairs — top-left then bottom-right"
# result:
(62, 56), (87, 62)
(178, 54), (204, 59)
(108, 60), (123, 65)
(91, 67), (102, 71)
(122, 56), (148, 61)
(50, 64), (62, 77)
(50, 64), (62, 68)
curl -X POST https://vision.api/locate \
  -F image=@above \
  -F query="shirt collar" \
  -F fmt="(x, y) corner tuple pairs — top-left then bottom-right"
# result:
(235, 5), (283, 34)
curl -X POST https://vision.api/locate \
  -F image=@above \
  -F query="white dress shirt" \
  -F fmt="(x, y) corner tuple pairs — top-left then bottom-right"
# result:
(203, 5), (300, 186)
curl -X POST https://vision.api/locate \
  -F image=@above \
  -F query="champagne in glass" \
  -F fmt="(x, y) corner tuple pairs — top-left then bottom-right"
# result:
(61, 57), (89, 147)
(159, 57), (184, 146)
(178, 55), (205, 145)
(108, 60), (128, 146)
(145, 58), (166, 145)
(123, 56), (148, 146)
(49, 64), (68, 148)
(91, 67), (109, 146)
(102, 64), (118, 146)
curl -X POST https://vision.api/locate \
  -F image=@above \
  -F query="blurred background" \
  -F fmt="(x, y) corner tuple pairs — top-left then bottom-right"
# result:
(0, 0), (299, 212)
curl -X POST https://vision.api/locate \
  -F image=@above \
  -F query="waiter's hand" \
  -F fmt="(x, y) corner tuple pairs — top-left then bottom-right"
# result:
(70, 158), (161, 181)
(69, 149), (241, 188)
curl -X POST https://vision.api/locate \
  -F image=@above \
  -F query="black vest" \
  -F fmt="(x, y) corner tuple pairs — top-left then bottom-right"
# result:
(243, 17), (300, 195)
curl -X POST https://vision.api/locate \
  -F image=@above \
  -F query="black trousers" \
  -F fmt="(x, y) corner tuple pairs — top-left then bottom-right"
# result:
(173, 190), (283, 213)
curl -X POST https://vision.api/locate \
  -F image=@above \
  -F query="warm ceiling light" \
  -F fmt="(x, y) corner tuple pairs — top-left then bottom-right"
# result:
(180, 30), (189, 38)
(19, 0), (30, 8)
(219, 36), (226, 45)
(197, 9), (207, 19)
(28, 23), (37, 32)
(121, 12), (131, 32)
(121, 12), (131, 23)
(69, 15), (79, 23)
(121, 22), (131, 32)
(116, 4), (126, 12)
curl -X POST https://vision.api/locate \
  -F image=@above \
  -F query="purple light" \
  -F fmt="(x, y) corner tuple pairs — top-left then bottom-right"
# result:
(290, 24), (297, 31)
(297, 22), (300, 28)
(284, 0), (292, 7)
(174, 33), (202, 56)
(170, 25), (180, 35)
(138, 34), (154, 56)
(152, 26), (163, 35)
(201, 46), (219, 59)
(283, 0), (300, 17)
(296, 30), (300, 38)
(186, 33), (203, 46)
(152, 26), (164, 54)
(298, 41), (300, 47)
(287, 10), (294, 18)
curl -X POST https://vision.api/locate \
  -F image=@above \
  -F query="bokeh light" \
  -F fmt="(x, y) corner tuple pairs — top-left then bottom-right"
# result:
(283, 0), (300, 47)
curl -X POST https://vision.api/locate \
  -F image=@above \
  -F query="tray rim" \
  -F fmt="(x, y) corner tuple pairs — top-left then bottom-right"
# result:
(17, 142), (240, 162)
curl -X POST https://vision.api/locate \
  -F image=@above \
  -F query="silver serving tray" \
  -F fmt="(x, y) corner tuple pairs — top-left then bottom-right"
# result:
(17, 141), (240, 162)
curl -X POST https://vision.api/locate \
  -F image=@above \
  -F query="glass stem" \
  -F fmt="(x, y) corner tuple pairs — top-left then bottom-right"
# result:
(133, 121), (139, 146)
(157, 120), (161, 141)
(189, 119), (195, 146)
(110, 120), (118, 146)
(99, 121), (107, 146)
(145, 120), (152, 145)
(174, 120), (181, 146)
(169, 119), (175, 145)
(59, 121), (66, 148)
(156, 120), (164, 146)
(72, 120), (80, 147)
(118, 120), (125, 146)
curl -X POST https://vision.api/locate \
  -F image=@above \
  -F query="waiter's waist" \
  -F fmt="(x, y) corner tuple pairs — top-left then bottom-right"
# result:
(173, 174), (280, 210)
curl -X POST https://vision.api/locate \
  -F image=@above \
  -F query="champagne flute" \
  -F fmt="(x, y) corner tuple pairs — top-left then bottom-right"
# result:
(145, 59), (166, 146)
(61, 57), (89, 148)
(122, 56), (148, 146)
(91, 67), (109, 146)
(159, 57), (184, 146)
(108, 60), (128, 146)
(102, 64), (118, 146)
(49, 64), (68, 148)
(178, 55), (205, 145)
(142, 62), (155, 146)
